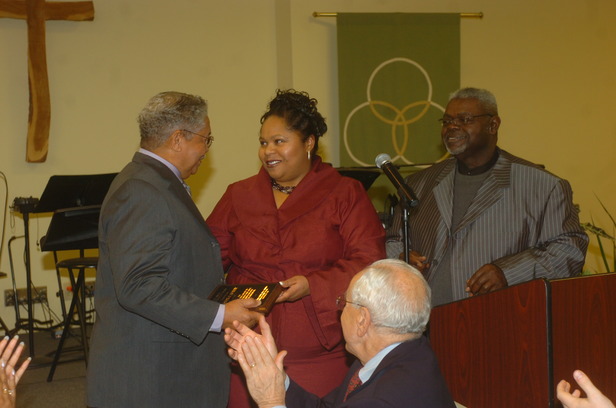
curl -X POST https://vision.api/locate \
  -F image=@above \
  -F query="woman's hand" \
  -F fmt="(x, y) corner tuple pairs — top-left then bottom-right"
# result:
(0, 335), (31, 408)
(276, 275), (310, 302)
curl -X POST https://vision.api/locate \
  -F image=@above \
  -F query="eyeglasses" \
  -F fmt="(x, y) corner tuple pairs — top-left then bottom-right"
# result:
(182, 129), (214, 147)
(438, 114), (493, 127)
(336, 294), (363, 310)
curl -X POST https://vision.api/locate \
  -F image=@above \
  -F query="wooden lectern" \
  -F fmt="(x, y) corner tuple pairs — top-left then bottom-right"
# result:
(429, 273), (616, 408)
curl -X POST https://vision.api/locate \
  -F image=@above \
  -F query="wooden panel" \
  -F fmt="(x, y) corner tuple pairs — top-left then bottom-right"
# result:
(430, 279), (551, 407)
(551, 273), (616, 406)
(1, 0), (95, 162)
(0, 1), (94, 22)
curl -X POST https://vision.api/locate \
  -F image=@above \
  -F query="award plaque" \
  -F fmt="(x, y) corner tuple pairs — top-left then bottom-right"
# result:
(208, 282), (284, 314)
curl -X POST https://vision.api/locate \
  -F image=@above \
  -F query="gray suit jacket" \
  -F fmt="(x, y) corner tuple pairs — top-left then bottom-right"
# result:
(87, 152), (229, 408)
(388, 150), (588, 302)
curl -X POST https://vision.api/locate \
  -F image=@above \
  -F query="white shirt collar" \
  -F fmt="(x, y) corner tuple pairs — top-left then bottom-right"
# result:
(138, 148), (183, 183)
(358, 342), (402, 383)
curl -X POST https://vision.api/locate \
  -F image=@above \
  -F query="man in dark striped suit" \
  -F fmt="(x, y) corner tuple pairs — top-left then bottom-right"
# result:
(387, 87), (588, 306)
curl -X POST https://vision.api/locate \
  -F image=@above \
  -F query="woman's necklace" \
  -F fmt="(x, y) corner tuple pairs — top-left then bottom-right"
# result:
(271, 179), (296, 194)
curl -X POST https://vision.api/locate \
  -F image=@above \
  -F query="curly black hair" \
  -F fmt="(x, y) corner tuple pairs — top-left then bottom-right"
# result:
(260, 89), (327, 158)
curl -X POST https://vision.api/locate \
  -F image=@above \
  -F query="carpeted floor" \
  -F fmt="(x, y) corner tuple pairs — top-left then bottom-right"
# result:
(13, 327), (469, 408)
(17, 328), (88, 408)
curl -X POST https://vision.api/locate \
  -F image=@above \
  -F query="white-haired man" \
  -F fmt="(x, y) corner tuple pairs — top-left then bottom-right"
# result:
(87, 92), (260, 408)
(225, 259), (456, 408)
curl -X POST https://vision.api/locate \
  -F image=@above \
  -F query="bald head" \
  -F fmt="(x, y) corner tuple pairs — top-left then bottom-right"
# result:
(350, 259), (431, 335)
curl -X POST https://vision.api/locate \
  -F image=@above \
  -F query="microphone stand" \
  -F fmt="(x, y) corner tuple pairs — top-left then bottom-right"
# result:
(402, 206), (409, 264)
(10, 198), (39, 357)
(374, 154), (419, 265)
(400, 198), (412, 265)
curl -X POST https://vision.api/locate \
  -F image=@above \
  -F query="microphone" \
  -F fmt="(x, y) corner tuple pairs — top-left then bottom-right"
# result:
(375, 153), (419, 208)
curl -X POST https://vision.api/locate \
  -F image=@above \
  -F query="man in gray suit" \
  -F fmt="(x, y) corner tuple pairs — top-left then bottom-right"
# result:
(387, 87), (588, 306)
(87, 91), (261, 407)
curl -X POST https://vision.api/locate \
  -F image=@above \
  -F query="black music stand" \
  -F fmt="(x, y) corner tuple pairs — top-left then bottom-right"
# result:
(40, 205), (101, 319)
(33, 173), (117, 213)
(39, 205), (101, 252)
(335, 167), (381, 191)
(15, 173), (116, 357)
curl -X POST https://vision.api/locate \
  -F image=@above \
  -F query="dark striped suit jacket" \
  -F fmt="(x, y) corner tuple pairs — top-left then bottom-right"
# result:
(388, 149), (588, 302)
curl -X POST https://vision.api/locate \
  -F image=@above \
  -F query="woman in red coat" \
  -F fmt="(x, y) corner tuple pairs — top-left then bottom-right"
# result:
(207, 89), (386, 408)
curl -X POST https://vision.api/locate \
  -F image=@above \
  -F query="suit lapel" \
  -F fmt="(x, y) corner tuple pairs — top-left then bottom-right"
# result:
(134, 152), (210, 235)
(344, 339), (423, 402)
(417, 161), (455, 274)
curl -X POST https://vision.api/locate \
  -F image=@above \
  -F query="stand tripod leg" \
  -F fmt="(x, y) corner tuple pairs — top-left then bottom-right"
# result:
(0, 317), (10, 336)
(47, 270), (85, 382)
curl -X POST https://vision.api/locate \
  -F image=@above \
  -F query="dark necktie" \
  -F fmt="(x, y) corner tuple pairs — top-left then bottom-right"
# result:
(343, 367), (362, 401)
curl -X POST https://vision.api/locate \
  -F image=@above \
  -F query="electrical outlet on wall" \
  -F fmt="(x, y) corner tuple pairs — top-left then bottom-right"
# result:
(4, 286), (48, 307)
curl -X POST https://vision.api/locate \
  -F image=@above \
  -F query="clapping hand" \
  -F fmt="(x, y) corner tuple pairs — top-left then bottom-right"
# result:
(224, 315), (278, 361)
(0, 336), (31, 408)
(557, 370), (615, 408)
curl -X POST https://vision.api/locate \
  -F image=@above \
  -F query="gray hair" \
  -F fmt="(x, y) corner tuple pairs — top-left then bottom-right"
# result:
(449, 87), (498, 115)
(350, 259), (431, 335)
(138, 91), (208, 150)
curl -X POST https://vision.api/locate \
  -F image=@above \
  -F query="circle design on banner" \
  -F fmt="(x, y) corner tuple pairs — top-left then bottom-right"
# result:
(343, 57), (449, 166)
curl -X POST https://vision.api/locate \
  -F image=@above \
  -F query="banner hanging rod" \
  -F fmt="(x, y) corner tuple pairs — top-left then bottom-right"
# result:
(312, 12), (484, 19)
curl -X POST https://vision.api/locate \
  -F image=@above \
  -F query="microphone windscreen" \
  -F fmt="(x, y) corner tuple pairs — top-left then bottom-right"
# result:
(375, 153), (392, 169)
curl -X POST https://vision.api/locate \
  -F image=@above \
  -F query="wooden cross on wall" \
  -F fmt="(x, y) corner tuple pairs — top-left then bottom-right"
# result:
(0, 0), (94, 162)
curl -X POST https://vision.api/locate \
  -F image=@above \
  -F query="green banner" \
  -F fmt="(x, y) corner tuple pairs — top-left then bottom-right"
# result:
(337, 13), (460, 167)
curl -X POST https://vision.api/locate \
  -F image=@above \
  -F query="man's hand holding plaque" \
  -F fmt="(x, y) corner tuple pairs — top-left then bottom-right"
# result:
(209, 282), (284, 315)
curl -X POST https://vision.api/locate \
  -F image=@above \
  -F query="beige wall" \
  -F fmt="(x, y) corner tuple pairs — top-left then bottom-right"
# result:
(0, 0), (614, 327)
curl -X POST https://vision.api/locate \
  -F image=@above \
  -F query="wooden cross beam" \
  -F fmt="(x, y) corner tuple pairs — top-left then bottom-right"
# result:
(0, 0), (94, 162)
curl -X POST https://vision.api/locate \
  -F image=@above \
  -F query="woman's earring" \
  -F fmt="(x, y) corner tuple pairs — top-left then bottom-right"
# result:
(308, 151), (311, 160)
